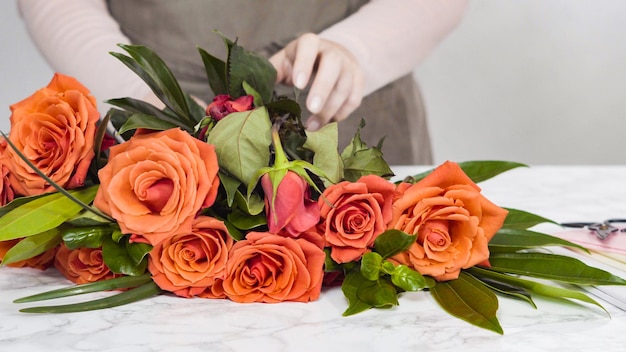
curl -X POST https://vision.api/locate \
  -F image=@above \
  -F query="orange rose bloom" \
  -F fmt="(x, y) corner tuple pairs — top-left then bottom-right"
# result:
(94, 128), (220, 245)
(0, 156), (15, 206)
(390, 161), (508, 281)
(1, 73), (99, 196)
(54, 244), (117, 284)
(222, 232), (325, 303)
(0, 239), (56, 270)
(148, 216), (233, 298)
(319, 175), (396, 263)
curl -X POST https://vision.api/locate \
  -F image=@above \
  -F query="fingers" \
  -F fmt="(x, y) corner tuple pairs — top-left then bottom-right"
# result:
(269, 33), (364, 130)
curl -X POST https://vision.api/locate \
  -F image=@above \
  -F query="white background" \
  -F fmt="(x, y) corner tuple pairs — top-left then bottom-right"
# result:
(2, 1), (625, 165)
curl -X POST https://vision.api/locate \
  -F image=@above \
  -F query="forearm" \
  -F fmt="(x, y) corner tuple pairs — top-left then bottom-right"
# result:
(319, 0), (468, 95)
(17, 0), (154, 113)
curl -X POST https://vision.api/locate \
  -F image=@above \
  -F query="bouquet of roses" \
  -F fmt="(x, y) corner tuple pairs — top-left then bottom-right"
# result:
(1, 33), (624, 334)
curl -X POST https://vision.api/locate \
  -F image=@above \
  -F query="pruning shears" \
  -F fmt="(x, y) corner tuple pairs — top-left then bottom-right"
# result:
(561, 219), (626, 240)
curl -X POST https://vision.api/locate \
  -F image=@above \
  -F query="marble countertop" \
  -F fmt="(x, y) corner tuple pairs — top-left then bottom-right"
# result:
(2, 165), (626, 352)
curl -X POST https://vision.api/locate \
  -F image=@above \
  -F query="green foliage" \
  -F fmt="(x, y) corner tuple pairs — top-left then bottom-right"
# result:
(373, 230), (417, 259)
(0, 229), (62, 266)
(303, 123), (344, 184)
(102, 236), (151, 276)
(501, 208), (559, 230)
(410, 160), (527, 184)
(341, 120), (393, 182)
(489, 228), (588, 253)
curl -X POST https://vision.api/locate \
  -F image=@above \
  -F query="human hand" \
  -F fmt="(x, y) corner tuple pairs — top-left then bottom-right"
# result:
(269, 33), (364, 131)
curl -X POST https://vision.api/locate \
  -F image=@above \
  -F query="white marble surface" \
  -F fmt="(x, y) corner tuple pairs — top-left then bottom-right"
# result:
(2, 165), (626, 352)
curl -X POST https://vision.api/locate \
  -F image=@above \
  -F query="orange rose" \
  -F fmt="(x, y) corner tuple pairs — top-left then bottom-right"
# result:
(54, 244), (118, 284)
(94, 128), (220, 245)
(1, 73), (99, 196)
(319, 175), (396, 263)
(222, 231), (325, 303)
(0, 156), (15, 206)
(0, 239), (56, 270)
(389, 161), (508, 281)
(148, 216), (233, 298)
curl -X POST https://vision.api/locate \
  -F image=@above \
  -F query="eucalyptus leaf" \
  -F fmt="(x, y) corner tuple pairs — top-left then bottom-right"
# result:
(501, 208), (558, 230)
(486, 252), (626, 286)
(18, 281), (162, 314)
(0, 186), (98, 241)
(373, 230), (416, 259)
(489, 228), (588, 253)
(207, 107), (272, 184)
(303, 123), (344, 184)
(468, 267), (607, 313)
(0, 228), (62, 266)
(431, 271), (504, 334)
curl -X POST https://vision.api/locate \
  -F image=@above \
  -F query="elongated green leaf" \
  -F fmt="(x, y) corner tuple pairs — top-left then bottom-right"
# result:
(227, 41), (276, 104)
(374, 230), (416, 259)
(486, 252), (626, 285)
(107, 97), (179, 121)
(0, 192), (49, 218)
(218, 171), (242, 207)
(197, 46), (228, 95)
(489, 228), (588, 253)
(411, 161), (527, 184)
(68, 210), (114, 227)
(431, 272), (503, 334)
(117, 113), (184, 134)
(469, 273), (536, 308)
(0, 186), (98, 241)
(94, 111), (111, 166)
(468, 267), (607, 313)
(14, 274), (153, 303)
(303, 123), (343, 184)
(502, 208), (558, 229)
(1, 228), (62, 266)
(207, 107), (272, 184)
(18, 281), (162, 313)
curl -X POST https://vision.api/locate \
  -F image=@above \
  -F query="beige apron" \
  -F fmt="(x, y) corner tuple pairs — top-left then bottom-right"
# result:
(107, 0), (432, 165)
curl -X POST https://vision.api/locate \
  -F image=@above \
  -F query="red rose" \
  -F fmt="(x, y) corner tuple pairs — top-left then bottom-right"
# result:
(318, 175), (396, 263)
(206, 94), (254, 121)
(389, 161), (508, 281)
(261, 171), (320, 237)
(0, 148), (15, 206)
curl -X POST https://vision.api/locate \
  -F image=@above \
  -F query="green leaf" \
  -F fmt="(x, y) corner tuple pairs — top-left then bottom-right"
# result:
(197, 45), (228, 96)
(489, 228), (588, 253)
(207, 107), (272, 184)
(501, 208), (558, 230)
(341, 270), (374, 316)
(102, 236), (148, 276)
(360, 252), (383, 281)
(218, 171), (243, 207)
(486, 252), (626, 286)
(112, 45), (200, 125)
(106, 97), (180, 123)
(431, 272), (504, 334)
(0, 228), (62, 266)
(303, 123), (344, 184)
(61, 226), (114, 249)
(469, 274), (537, 308)
(233, 189), (265, 216)
(242, 81), (263, 108)
(227, 40), (276, 103)
(390, 265), (436, 291)
(0, 192), (50, 218)
(227, 208), (267, 230)
(0, 186), (99, 241)
(373, 230), (417, 259)
(18, 281), (162, 313)
(341, 119), (393, 182)
(468, 267), (607, 313)
(94, 112), (111, 168)
(126, 242), (152, 267)
(14, 274), (153, 303)
(68, 210), (114, 227)
(411, 160), (527, 184)
(356, 277), (398, 309)
(117, 113), (186, 135)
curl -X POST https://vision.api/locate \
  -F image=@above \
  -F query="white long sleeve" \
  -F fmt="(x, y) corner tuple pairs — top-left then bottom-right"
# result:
(17, 0), (153, 114)
(319, 0), (468, 95)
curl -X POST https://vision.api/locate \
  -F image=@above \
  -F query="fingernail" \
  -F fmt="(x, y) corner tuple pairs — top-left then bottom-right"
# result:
(309, 96), (322, 113)
(306, 118), (320, 131)
(295, 72), (306, 88)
